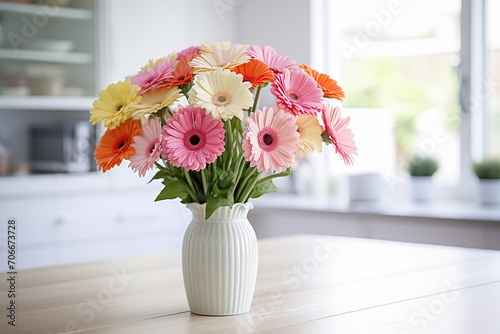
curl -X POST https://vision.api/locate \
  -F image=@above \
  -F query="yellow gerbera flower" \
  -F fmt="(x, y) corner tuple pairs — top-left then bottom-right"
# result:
(295, 114), (324, 158)
(130, 87), (182, 119)
(189, 68), (254, 120)
(90, 79), (142, 129)
(190, 42), (250, 73)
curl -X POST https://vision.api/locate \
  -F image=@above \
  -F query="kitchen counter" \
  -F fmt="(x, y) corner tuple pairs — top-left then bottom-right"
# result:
(1, 234), (499, 333)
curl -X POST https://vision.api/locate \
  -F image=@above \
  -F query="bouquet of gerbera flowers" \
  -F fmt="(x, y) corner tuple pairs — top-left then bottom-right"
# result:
(89, 42), (357, 218)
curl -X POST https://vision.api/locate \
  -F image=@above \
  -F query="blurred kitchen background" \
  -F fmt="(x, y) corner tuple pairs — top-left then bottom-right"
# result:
(0, 0), (499, 270)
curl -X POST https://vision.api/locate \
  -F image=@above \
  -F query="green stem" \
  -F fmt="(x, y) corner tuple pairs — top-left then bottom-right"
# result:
(184, 170), (199, 202)
(201, 169), (208, 196)
(240, 172), (260, 203)
(224, 120), (234, 170)
(255, 169), (292, 186)
(184, 184), (198, 202)
(235, 167), (258, 202)
(166, 107), (174, 118)
(250, 85), (262, 114)
(234, 154), (246, 187)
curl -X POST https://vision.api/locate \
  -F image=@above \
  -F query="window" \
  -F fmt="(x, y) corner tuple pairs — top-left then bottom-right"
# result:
(310, 0), (496, 197)
(487, 0), (500, 158)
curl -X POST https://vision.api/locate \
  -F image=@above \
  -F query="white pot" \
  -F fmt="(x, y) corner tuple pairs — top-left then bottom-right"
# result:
(477, 179), (500, 206)
(411, 176), (434, 202)
(182, 202), (258, 316)
(348, 173), (382, 203)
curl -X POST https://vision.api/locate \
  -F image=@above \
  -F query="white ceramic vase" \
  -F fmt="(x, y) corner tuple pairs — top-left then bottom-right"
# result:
(182, 202), (258, 316)
(477, 179), (500, 206)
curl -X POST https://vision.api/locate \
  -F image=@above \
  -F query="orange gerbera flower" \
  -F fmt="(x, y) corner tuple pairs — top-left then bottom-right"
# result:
(232, 59), (274, 90)
(167, 53), (198, 87)
(94, 119), (142, 172)
(299, 64), (345, 101)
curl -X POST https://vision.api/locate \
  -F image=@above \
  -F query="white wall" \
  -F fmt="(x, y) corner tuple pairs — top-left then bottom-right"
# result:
(235, 0), (312, 65)
(99, 0), (313, 109)
(100, 0), (238, 85)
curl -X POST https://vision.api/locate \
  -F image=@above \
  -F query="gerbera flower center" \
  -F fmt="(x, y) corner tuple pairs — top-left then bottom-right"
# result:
(258, 128), (279, 152)
(148, 141), (160, 156)
(263, 134), (273, 145)
(116, 104), (124, 112)
(212, 92), (232, 106)
(184, 129), (206, 151)
(114, 136), (131, 152)
(190, 135), (201, 146)
(289, 92), (299, 100)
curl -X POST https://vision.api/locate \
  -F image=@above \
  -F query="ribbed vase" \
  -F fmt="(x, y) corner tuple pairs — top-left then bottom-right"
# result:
(182, 202), (258, 316)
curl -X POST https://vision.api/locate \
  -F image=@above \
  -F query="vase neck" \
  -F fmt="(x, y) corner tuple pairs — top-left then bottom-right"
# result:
(187, 202), (253, 222)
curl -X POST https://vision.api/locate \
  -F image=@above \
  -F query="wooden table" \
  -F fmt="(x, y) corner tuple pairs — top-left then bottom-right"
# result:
(2, 234), (500, 333)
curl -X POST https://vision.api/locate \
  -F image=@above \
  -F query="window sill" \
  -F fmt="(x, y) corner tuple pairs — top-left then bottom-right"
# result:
(251, 193), (500, 222)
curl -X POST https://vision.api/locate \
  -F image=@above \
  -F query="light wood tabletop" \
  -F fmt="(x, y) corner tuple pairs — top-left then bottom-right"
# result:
(1, 234), (500, 333)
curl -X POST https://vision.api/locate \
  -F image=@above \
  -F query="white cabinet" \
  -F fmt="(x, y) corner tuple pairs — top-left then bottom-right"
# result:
(0, 0), (99, 170)
(0, 0), (98, 102)
(0, 181), (189, 270)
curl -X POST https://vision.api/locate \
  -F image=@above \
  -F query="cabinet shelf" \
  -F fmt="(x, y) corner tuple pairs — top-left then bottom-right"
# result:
(0, 95), (95, 111)
(0, 48), (93, 63)
(0, 2), (93, 20)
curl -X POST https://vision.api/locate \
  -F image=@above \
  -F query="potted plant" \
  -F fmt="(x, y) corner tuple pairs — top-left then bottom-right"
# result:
(407, 156), (439, 202)
(473, 159), (500, 206)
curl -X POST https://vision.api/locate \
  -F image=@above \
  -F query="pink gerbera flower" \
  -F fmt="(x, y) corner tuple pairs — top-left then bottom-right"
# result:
(271, 68), (324, 116)
(161, 106), (225, 171)
(321, 103), (357, 165)
(248, 45), (297, 74)
(130, 58), (176, 95)
(178, 45), (200, 57)
(129, 118), (162, 177)
(243, 107), (299, 173)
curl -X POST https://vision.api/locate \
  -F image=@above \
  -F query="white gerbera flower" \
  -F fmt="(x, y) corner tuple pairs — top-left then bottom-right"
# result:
(189, 42), (251, 73)
(189, 68), (254, 120)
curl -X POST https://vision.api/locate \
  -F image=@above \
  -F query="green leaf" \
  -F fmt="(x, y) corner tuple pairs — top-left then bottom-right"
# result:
(148, 170), (171, 184)
(249, 179), (277, 199)
(212, 170), (235, 195)
(155, 177), (190, 202)
(195, 189), (206, 204)
(205, 193), (234, 219)
(231, 116), (243, 133)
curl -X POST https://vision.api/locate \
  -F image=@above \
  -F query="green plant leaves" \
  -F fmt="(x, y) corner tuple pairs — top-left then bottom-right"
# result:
(249, 179), (277, 199)
(205, 169), (236, 219)
(155, 176), (191, 203)
(473, 159), (500, 179)
(407, 156), (439, 176)
(205, 195), (234, 220)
